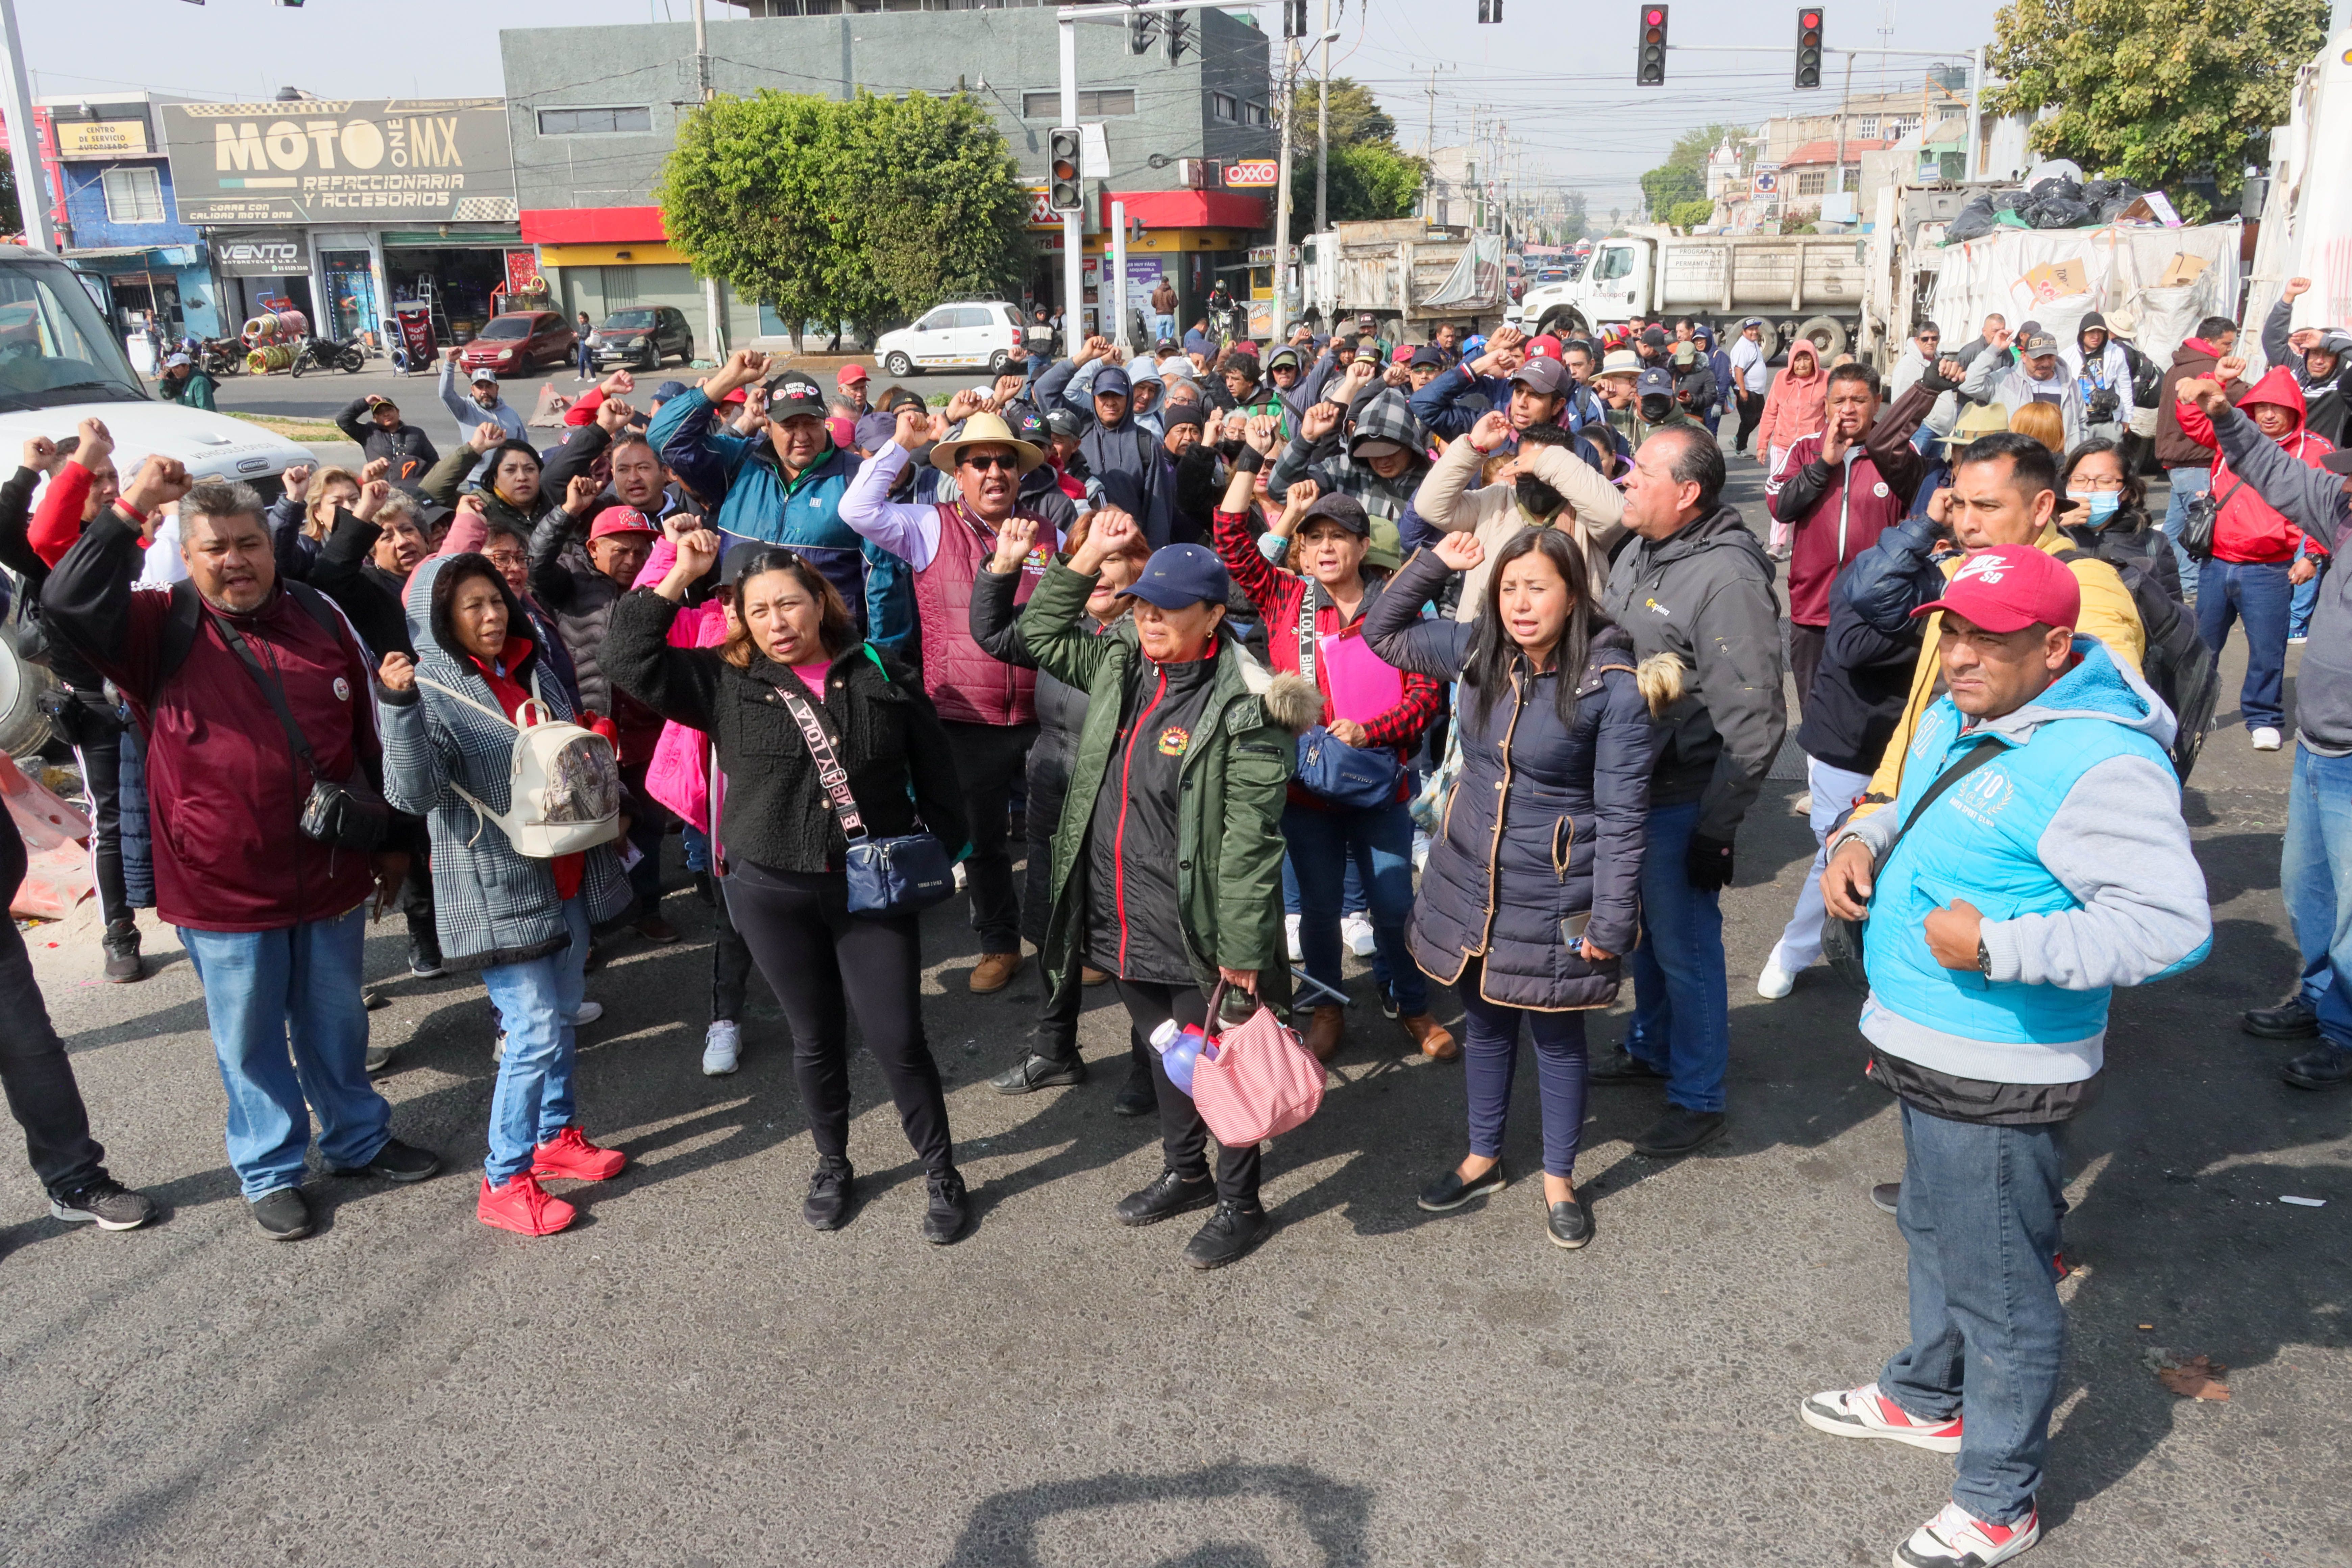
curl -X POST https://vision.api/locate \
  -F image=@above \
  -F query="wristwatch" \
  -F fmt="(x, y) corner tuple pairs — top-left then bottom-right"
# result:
(1976, 938), (1993, 977)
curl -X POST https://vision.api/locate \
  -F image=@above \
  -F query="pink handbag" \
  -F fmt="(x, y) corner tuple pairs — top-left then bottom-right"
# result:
(1191, 980), (1326, 1147)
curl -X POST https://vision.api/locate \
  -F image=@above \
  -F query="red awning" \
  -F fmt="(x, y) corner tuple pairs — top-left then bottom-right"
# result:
(519, 206), (669, 245)
(1096, 189), (1269, 230)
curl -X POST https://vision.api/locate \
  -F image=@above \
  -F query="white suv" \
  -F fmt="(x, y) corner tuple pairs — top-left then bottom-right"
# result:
(874, 301), (1043, 377)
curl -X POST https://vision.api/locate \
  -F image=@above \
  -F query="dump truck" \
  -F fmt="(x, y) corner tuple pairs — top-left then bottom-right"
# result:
(1506, 226), (1872, 360)
(1295, 219), (1510, 340)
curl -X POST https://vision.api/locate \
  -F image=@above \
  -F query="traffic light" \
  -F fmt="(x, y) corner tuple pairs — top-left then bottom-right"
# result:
(1165, 7), (1192, 62)
(1283, 0), (1306, 38)
(1128, 9), (1154, 53)
(1637, 5), (1668, 85)
(1794, 8), (1824, 88)
(1048, 127), (1083, 215)
(1477, 0), (1503, 19)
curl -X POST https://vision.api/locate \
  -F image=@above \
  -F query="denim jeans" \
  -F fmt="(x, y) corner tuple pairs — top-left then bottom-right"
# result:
(1283, 798), (1425, 1016)
(1771, 757), (1877, 971)
(2195, 557), (2292, 731)
(2290, 545), (2322, 639)
(1152, 312), (1176, 345)
(1456, 958), (1589, 1177)
(2283, 744), (2352, 1051)
(1879, 1099), (2069, 1527)
(1626, 800), (1730, 1113)
(479, 897), (590, 1182)
(179, 908), (391, 1199)
(2160, 466), (2209, 594)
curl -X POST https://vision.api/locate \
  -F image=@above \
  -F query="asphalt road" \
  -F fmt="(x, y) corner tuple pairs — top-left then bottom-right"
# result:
(2, 458), (2347, 1567)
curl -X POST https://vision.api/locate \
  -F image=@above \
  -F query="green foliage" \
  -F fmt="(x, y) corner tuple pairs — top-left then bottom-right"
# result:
(1282, 74), (1427, 240)
(1285, 76), (1398, 150)
(0, 165), (17, 237)
(1986, 0), (2327, 221)
(1640, 121), (1746, 220)
(1667, 198), (1718, 229)
(656, 89), (1032, 333)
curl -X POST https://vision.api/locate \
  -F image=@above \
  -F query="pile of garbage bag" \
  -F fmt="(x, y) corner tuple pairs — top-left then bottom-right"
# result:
(1944, 176), (2148, 243)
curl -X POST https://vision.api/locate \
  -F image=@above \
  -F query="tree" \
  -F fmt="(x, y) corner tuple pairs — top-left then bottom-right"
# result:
(656, 88), (1032, 344)
(1638, 121), (1746, 222)
(0, 164), (17, 238)
(1285, 76), (1398, 152)
(1281, 74), (1427, 239)
(1986, 0), (2326, 221)
(1667, 198), (1718, 229)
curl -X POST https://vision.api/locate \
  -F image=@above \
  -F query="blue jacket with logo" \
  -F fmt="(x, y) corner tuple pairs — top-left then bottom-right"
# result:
(1845, 637), (2210, 1086)
(649, 388), (914, 658)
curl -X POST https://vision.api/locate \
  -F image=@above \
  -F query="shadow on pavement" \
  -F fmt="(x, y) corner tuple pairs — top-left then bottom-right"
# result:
(941, 1461), (1374, 1568)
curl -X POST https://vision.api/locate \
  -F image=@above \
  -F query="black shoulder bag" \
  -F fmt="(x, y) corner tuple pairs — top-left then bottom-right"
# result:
(1820, 738), (2002, 990)
(209, 598), (391, 852)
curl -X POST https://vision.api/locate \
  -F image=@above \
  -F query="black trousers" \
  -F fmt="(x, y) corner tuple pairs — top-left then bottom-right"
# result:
(1116, 978), (1260, 1207)
(66, 694), (129, 929)
(1788, 621), (1828, 722)
(0, 916), (107, 1197)
(1733, 390), (1765, 454)
(1034, 950), (1152, 1075)
(942, 719), (1037, 956)
(709, 875), (758, 1024)
(724, 861), (954, 1174)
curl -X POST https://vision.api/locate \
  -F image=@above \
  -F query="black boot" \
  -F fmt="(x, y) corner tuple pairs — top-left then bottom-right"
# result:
(989, 1052), (1086, 1095)
(101, 919), (143, 984)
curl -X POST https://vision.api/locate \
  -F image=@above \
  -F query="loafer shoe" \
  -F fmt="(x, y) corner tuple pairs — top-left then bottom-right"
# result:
(250, 1186), (312, 1241)
(1633, 1106), (1726, 1157)
(989, 1052), (1086, 1095)
(1417, 1161), (1507, 1212)
(2243, 996), (2321, 1039)
(328, 1137), (441, 1183)
(1182, 1200), (1270, 1270)
(1546, 1195), (1595, 1249)
(1402, 1013), (1458, 1061)
(1588, 1045), (1667, 1084)
(2281, 1042), (2352, 1091)
(1115, 1168), (1216, 1228)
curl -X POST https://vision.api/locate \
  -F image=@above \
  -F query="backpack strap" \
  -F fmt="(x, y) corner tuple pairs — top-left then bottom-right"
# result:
(159, 578), (348, 685)
(413, 675), (523, 731)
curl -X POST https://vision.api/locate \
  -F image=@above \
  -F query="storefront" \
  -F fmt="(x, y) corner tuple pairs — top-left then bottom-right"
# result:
(1029, 189), (1267, 341)
(522, 205), (739, 358)
(69, 244), (223, 343)
(211, 231), (316, 338)
(379, 228), (532, 346)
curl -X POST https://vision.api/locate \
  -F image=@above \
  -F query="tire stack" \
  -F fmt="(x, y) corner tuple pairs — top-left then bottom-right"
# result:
(241, 310), (310, 375)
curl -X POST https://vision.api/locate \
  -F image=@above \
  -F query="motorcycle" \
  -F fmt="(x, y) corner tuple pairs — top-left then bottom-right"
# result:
(195, 337), (244, 378)
(287, 333), (367, 377)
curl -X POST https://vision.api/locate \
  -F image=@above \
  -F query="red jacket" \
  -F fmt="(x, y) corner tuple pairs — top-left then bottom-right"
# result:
(2175, 366), (2336, 564)
(1766, 419), (1926, 626)
(41, 507), (382, 931)
(28, 460), (94, 568)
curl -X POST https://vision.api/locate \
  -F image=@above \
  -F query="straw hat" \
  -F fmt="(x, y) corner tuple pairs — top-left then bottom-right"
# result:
(930, 410), (1045, 476)
(1939, 399), (2011, 448)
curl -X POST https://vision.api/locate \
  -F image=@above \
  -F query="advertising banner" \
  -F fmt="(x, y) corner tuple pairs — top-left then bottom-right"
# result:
(55, 120), (150, 156)
(212, 230), (311, 277)
(157, 99), (519, 225)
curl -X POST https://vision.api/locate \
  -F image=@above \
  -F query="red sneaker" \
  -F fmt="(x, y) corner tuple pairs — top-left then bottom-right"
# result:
(477, 1173), (575, 1236)
(1798, 1381), (1963, 1453)
(531, 1125), (627, 1182)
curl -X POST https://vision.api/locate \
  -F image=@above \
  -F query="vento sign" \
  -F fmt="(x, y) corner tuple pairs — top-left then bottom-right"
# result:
(157, 99), (519, 226)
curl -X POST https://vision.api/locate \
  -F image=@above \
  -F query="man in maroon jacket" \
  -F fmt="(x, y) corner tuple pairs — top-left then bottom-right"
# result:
(1766, 361), (1926, 710)
(43, 459), (439, 1241)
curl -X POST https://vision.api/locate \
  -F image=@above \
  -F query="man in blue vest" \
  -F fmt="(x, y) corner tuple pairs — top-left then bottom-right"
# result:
(1803, 544), (2210, 1568)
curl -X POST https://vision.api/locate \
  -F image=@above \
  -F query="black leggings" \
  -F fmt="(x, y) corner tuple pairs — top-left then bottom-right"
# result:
(724, 861), (953, 1174)
(1115, 978), (1260, 1207)
(67, 700), (128, 928)
(709, 875), (758, 1024)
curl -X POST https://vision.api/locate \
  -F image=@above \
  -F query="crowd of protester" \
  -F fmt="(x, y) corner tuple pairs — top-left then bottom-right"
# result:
(7, 282), (2352, 1568)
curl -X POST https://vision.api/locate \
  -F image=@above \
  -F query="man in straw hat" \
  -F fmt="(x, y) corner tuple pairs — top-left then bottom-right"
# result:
(841, 394), (1068, 996)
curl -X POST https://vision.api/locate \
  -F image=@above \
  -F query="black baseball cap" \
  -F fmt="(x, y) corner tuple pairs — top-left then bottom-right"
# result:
(1126, 543), (1230, 609)
(1408, 344), (1446, 368)
(766, 372), (827, 418)
(1045, 408), (1085, 439)
(1510, 358), (1569, 395)
(1297, 492), (1371, 537)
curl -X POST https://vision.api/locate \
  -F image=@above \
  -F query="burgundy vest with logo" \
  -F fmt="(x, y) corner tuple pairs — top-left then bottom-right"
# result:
(914, 502), (1051, 726)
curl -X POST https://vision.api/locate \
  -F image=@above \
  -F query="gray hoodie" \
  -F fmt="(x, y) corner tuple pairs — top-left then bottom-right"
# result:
(1599, 504), (1787, 840)
(2209, 401), (2352, 754)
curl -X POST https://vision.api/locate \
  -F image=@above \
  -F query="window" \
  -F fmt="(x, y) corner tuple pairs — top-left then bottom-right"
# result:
(1597, 246), (1635, 280)
(1021, 89), (1135, 118)
(1891, 114), (1921, 136)
(1842, 165), (1861, 192)
(1246, 101), (1269, 126)
(1938, 103), (1966, 121)
(950, 307), (992, 328)
(1211, 92), (1239, 122)
(1856, 116), (1879, 138)
(914, 308), (954, 331)
(1796, 169), (1828, 196)
(100, 166), (165, 225)
(537, 106), (653, 136)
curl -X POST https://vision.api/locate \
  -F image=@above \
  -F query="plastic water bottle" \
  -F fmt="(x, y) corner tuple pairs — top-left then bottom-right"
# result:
(1149, 1019), (1210, 1097)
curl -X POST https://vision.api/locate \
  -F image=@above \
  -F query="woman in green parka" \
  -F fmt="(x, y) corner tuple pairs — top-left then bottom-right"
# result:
(1018, 507), (1321, 1272)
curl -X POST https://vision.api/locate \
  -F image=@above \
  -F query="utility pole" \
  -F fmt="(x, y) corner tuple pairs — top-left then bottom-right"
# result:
(1314, 0), (1333, 235)
(1965, 43), (1985, 181)
(1831, 48), (1855, 212)
(693, 0), (727, 357)
(1059, 19), (1083, 346)
(1272, 34), (1298, 343)
(0, 0), (54, 251)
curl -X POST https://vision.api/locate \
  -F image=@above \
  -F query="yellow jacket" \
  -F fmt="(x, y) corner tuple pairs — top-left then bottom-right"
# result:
(1853, 523), (2146, 817)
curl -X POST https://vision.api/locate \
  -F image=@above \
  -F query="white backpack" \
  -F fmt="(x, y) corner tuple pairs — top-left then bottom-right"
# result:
(415, 675), (623, 857)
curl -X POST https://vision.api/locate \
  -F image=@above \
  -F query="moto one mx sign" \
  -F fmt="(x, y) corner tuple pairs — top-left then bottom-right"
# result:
(158, 99), (519, 225)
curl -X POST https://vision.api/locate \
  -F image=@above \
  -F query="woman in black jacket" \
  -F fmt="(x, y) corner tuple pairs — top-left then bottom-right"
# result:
(605, 529), (975, 1245)
(970, 510), (1158, 1107)
(2059, 437), (2182, 601)
(1365, 529), (1661, 1250)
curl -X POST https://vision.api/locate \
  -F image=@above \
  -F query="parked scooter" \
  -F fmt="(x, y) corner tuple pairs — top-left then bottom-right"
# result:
(287, 332), (367, 376)
(195, 337), (245, 378)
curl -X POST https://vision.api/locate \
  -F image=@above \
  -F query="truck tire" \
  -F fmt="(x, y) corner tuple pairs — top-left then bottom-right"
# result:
(1535, 309), (1586, 340)
(1795, 315), (1848, 360)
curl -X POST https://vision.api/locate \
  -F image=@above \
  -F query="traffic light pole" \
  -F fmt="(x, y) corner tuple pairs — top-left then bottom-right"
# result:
(1059, 18), (1083, 345)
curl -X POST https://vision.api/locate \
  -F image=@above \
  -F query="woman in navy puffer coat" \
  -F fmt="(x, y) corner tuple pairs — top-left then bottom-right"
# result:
(1366, 528), (1665, 1250)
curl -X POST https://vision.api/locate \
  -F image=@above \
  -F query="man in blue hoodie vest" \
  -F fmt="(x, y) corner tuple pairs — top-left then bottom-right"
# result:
(1802, 544), (2211, 1568)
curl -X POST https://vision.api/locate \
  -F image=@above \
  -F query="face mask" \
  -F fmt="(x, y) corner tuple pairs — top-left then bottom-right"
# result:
(2068, 490), (2121, 524)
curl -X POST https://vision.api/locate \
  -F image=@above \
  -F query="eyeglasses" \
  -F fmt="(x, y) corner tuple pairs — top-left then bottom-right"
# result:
(961, 453), (1020, 472)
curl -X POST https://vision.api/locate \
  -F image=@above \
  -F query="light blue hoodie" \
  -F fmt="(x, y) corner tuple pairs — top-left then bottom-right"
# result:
(1840, 637), (2211, 1085)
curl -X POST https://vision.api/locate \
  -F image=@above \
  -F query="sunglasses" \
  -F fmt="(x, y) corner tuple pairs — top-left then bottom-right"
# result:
(961, 453), (1020, 472)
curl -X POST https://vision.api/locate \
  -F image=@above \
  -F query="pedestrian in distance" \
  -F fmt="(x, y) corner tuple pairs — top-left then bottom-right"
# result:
(1726, 317), (1771, 455)
(2151, 314), (2246, 592)
(605, 528), (974, 1244)
(438, 346), (526, 445)
(334, 394), (440, 487)
(375, 553), (635, 1236)
(1807, 543), (2210, 1568)
(575, 311), (596, 382)
(1753, 339), (1827, 552)
(1367, 527), (1665, 1248)
(42, 462), (441, 1241)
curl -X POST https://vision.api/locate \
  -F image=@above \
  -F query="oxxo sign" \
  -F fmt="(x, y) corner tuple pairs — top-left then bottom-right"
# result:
(158, 99), (519, 225)
(1223, 160), (1278, 189)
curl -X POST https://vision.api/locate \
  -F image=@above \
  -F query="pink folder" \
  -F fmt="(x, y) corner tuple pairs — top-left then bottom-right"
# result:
(1320, 624), (1404, 724)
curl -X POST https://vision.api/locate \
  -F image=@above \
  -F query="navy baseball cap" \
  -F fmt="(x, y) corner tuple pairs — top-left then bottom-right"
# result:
(1093, 366), (1132, 397)
(654, 379), (689, 402)
(1409, 344), (1446, 368)
(1127, 543), (1230, 609)
(767, 372), (827, 418)
(853, 411), (898, 452)
(1637, 366), (1677, 398)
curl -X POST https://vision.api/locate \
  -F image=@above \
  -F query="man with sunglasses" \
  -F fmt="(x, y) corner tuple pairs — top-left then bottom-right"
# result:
(841, 393), (1074, 996)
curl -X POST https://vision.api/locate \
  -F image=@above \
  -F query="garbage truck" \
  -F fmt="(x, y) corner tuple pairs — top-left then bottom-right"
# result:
(1505, 227), (1873, 359)
(1296, 220), (1510, 341)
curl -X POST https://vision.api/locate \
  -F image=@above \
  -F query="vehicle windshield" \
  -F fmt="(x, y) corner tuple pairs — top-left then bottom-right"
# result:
(477, 316), (534, 340)
(603, 309), (657, 330)
(0, 258), (149, 412)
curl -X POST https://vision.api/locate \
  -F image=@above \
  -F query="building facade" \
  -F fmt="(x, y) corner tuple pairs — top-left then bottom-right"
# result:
(29, 95), (224, 350)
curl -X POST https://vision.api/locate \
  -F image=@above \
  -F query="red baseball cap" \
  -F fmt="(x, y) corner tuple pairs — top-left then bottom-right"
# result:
(1390, 344), (1416, 365)
(836, 364), (870, 386)
(1526, 333), (1565, 360)
(589, 507), (659, 541)
(1912, 546), (2080, 634)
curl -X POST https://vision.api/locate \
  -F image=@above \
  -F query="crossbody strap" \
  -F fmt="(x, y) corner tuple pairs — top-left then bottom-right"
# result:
(212, 612), (323, 785)
(770, 680), (868, 842)
(1873, 737), (2003, 883)
(1295, 582), (1319, 686)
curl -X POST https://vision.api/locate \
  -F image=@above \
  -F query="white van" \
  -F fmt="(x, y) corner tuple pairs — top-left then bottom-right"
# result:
(872, 301), (1045, 378)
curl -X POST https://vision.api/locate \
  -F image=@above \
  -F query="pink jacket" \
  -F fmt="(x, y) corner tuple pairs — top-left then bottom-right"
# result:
(631, 538), (731, 829)
(1753, 343), (1827, 457)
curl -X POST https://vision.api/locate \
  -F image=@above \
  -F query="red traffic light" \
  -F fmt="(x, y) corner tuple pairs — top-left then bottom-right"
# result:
(1800, 8), (1819, 23)
(1647, 7), (1665, 20)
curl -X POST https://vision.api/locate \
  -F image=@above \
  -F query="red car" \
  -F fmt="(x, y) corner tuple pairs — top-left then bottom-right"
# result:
(458, 311), (577, 377)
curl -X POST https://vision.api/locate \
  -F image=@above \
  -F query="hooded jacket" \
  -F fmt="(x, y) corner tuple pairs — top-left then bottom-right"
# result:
(1752, 342), (1827, 457)
(1410, 430), (1627, 618)
(2258, 296), (2352, 450)
(2154, 337), (2245, 469)
(1834, 638), (2210, 1086)
(1367, 548), (1662, 1011)
(2064, 314), (2137, 432)
(1033, 356), (1176, 545)
(1020, 557), (1318, 1000)
(1767, 403), (1928, 626)
(1267, 388), (1426, 567)
(2173, 366), (2337, 565)
(1597, 504), (1787, 840)
(375, 554), (633, 969)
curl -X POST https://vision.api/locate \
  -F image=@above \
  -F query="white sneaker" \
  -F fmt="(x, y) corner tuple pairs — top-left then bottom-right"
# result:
(1893, 1501), (2040, 1567)
(1798, 1381), (1963, 1453)
(1342, 911), (1376, 957)
(2251, 726), (2283, 751)
(1756, 950), (1798, 1000)
(702, 1019), (742, 1076)
(572, 1000), (604, 1026)
(1285, 913), (1303, 963)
